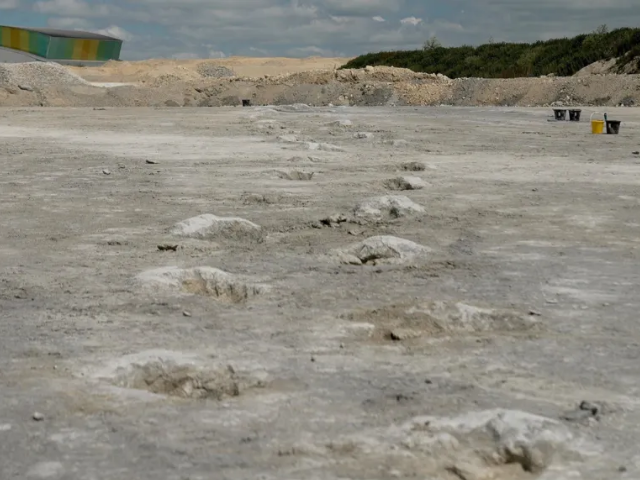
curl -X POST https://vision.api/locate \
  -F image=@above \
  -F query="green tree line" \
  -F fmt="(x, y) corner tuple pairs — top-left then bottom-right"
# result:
(341, 27), (640, 78)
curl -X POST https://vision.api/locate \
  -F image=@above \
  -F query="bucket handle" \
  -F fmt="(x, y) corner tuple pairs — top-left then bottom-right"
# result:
(590, 112), (603, 122)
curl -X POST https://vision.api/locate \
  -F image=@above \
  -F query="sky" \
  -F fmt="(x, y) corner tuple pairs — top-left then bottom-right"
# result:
(1, 0), (639, 60)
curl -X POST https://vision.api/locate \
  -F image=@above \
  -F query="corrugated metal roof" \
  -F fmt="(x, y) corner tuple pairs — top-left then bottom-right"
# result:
(0, 26), (121, 41)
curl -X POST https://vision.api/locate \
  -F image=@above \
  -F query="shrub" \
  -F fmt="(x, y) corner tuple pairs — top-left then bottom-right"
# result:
(341, 27), (640, 78)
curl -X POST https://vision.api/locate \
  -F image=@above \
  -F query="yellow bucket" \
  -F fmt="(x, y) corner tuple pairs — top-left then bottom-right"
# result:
(590, 112), (604, 134)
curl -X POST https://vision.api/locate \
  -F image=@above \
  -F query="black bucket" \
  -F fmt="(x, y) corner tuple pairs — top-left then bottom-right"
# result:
(568, 109), (582, 122)
(606, 120), (621, 135)
(553, 109), (567, 121)
(242, 99), (252, 107)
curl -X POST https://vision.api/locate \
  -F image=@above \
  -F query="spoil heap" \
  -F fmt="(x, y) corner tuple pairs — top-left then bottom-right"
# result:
(1, 60), (640, 108)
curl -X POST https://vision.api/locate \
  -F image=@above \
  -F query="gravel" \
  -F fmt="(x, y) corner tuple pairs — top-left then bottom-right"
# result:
(0, 62), (91, 89)
(196, 63), (235, 78)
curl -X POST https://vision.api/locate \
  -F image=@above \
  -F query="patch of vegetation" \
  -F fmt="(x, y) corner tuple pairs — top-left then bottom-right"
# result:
(341, 26), (640, 78)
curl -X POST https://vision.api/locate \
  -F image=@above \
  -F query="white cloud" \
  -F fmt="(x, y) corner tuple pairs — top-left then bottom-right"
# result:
(285, 45), (339, 57)
(93, 25), (134, 41)
(0, 0), (637, 59)
(400, 16), (422, 26)
(248, 46), (269, 56)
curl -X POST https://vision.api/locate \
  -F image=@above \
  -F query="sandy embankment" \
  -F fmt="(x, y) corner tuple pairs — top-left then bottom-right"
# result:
(1, 55), (640, 108)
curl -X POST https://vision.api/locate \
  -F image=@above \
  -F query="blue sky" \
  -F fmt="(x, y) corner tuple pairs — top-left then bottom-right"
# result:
(1, 0), (639, 60)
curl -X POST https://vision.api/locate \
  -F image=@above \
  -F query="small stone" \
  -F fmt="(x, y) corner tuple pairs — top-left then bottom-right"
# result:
(353, 195), (425, 220)
(171, 214), (263, 242)
(579, 400), (600, 415)
(353, 132), (374, 139)
(146, 159), (159, 164)
(18, 84), (34, 92)
(529, 310), (542, 316)
(32, 412), (44, 421)
(388, 328), (422, 341)
(320, 213), (347, 227)
(400, 161), (425, 172)
(182, 311), (191, 317)
(102, 169), (111, 175)
(632, 151), (639, 155)
(334, 235), (430, 265)
(561, 400), (602, 422)
(618, 466), (627, 472)
(384, 176), (426, 191)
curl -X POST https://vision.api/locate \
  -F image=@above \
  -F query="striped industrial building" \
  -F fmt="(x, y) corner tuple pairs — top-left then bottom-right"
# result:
(0, 25), (122, 65)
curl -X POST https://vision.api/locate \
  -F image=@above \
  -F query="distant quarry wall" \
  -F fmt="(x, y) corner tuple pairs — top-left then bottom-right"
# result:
(1, 63), (640, 108)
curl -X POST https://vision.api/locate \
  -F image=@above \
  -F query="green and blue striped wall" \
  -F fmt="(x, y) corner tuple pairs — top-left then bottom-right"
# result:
(0, 26), (121, 61)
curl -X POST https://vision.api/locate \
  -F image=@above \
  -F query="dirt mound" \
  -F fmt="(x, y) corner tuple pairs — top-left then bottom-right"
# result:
(240, 192), (283, 204)
(116, 360), (240, 399)
(353, 195), (425, 221)
(399, 409), (581, 476)
(353, 132), (374, 139)
(240, 192), (306, 207)
(332, 235), (431, 265)
(0, 62), (91, 89)
(66, 57), (350, 83)
(331, 119), (352, 127)
(197, 63), (235, 78)
(336, 65), (451, 84)
(383, 176), (426, 191)
(344, 301), (539, 341)
(399, 161), (427, 172)
(7, 60), (640, 108)
(135, 266), (268, 303)
(88, 350), (241, 400)
(574, 58), (618, 76)
(170, 214), (263, 242)
(276, 169), (315, 181)
(294, 409), (586, 479)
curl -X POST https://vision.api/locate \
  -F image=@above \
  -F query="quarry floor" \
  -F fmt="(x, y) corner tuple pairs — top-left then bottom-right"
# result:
(1, 105), (640, 479)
